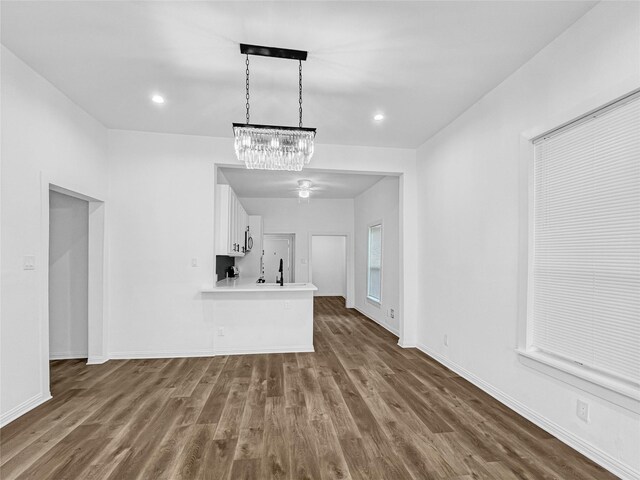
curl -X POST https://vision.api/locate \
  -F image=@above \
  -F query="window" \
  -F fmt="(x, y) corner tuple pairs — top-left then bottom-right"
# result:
(367, 223), (382, 304)
(525, 93), (640, 395)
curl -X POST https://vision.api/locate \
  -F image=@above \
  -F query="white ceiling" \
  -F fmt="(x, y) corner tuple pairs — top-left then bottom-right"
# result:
(1, 1), (596, 148)
(219, 167), (386, 199)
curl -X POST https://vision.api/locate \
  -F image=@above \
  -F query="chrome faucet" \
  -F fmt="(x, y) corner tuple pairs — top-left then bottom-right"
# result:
(278, 258), (284, 286)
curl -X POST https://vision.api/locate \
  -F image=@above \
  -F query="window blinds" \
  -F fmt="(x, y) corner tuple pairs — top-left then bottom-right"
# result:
(532, 94), (640, 385)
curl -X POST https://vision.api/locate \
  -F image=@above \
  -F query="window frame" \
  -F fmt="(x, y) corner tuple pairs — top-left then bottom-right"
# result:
(516, 89), (640, 414)
(366, 221), (383, 306)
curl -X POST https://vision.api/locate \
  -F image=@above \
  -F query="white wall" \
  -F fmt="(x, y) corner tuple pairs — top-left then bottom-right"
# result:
(310, 235), (346, 297)
(1, 46), (108, 425)
(106, 131), (416, 357)
(240, 197), (354, 303)
(354, 177), (400, 335)
(49, 191), (89, 359)
(107, 130), (219, 358)
(415, 2), (640, 477)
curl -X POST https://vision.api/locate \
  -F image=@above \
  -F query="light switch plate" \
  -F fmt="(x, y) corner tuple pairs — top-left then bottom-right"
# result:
(23, 255), (35, 270)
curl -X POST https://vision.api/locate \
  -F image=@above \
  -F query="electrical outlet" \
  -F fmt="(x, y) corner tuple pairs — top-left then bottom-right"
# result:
(576, 399), (589, 422)
(389, 308), (395, 319)
(444, 334), (448, 346)
(191, 258), (198, 267)
(284, 300), (291, 309)
(217, 327), (225, 337)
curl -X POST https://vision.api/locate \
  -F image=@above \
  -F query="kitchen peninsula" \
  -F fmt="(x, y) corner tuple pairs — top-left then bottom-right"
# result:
(201, 278), (317, 355)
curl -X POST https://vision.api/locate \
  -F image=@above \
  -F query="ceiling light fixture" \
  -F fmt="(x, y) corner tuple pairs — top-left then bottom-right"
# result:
(151, 94), (165, 104)
(233, 44), (316, 171)
(374, 113), (384, 121)
(298, 179), (312, 190)
(297, 179), (312, 198)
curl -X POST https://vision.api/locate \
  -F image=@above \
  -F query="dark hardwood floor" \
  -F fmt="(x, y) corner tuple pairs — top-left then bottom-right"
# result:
(1, 296), (615, 479)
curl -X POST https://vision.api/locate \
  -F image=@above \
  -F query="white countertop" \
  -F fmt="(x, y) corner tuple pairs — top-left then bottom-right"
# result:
(202, 277), (317, 293)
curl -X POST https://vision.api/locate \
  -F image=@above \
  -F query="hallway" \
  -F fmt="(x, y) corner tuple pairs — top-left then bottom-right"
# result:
(0, 297), (613, 479)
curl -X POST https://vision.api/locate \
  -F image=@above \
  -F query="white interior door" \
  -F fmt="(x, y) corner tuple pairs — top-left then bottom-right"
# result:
(263, 235), (294, 283)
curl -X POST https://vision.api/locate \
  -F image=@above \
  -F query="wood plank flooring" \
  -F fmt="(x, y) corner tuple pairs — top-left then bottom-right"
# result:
(1, 296), (616, 479)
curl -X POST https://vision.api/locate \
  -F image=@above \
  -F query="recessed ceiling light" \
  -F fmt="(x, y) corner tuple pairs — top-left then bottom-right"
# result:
(374, 113), (384, 121)
(151, 94), (165, 104)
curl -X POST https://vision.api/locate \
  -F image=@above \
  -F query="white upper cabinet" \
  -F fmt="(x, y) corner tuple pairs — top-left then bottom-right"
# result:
(215, 185), (249, 257)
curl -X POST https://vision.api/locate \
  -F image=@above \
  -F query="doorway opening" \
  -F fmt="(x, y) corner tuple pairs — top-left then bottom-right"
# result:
(263, 233), (295, 283)
(310, 234), (347, 300)
(39, 177), (107, 403)
(213, 165), (413, 347)
(49, 191), (89, 361)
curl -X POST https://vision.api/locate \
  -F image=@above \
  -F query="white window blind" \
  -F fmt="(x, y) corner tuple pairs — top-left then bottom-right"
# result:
(532, 94), (640, 385)
(367, 224), (382, 302)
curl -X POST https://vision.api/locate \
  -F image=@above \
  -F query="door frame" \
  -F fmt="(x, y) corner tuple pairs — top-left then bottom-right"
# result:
(213, 161), (417, 349)
(308, 233), (351, 305)
(39, 173), (108, 400)
(263, 233), (295, 282)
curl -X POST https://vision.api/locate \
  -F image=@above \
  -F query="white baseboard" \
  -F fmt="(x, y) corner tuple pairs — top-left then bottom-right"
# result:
(109, 346), (315, 360)
(213, 345), (314, 356)
(86, 356), (108, 365)
(50, 352), (88, 360)
(353, 306), (400, 337)
(108, 350), (215, 360)
(416, 343), (639, 480)
(0, 392), (52, 428)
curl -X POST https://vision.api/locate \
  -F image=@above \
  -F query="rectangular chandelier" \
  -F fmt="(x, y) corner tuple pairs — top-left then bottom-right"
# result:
(232, 44), (316, 171)
(233, 123), (315, 171)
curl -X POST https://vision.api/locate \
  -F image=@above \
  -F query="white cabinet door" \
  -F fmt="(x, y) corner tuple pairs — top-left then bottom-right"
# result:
(215, 185), (230, 255)
(236, 198), (241, 253)
(238, 203), (247, 254)
(215, 185), (245, 257)
(230, 189), (238, 253)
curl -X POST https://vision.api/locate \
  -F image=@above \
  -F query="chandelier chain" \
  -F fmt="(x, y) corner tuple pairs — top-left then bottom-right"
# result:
(245, 54), (250, 124)
(299, 60), (303, 128)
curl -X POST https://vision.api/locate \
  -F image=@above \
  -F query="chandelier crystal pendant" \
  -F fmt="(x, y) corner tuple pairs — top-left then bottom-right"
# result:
(233, 44), (316, 171)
